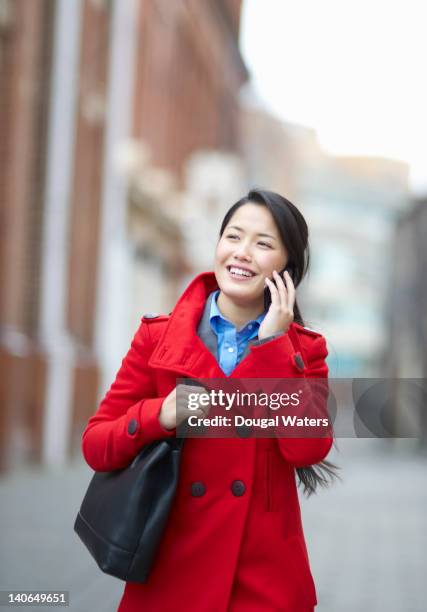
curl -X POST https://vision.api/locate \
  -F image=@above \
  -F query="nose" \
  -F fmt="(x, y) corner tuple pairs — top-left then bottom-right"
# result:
(233, 244), (252, 262)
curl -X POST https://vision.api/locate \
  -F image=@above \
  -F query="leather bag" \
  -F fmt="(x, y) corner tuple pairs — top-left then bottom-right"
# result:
(74, 437), (184, 583)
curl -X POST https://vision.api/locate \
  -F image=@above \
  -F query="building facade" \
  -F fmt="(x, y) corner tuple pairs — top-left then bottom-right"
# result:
(0, 0), (247, 472)
(385, 197), (427, 448)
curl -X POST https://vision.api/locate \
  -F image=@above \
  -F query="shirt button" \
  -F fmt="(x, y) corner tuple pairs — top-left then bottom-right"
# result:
(228, 347), (234, 353)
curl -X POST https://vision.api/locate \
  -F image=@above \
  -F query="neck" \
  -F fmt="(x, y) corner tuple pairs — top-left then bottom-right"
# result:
(216, 291), (264, 329)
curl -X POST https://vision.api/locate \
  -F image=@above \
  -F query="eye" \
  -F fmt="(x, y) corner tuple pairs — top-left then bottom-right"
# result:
(258, 241), (272, 248)
(226, 234), (239, 240)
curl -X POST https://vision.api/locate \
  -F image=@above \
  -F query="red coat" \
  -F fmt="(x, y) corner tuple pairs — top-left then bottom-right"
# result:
(82, 272), (332, 612)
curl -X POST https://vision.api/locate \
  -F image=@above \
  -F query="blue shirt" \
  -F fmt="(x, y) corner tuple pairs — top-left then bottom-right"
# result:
(209, 290), (266, 376)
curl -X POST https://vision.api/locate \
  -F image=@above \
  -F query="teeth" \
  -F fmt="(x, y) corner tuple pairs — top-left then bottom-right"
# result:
(229, 267), (253, 277)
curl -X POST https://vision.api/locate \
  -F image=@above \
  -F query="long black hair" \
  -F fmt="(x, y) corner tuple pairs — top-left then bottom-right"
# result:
(219, 188), (340, 496)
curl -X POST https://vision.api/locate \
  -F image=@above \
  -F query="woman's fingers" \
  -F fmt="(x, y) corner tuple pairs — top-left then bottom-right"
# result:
(283, 270), (296, 311)
(265, 276), (279, 306)
(273, 269), (288, 308)
(176, 385), (210, 417)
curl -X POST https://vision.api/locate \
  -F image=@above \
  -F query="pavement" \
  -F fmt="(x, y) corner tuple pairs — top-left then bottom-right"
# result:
(0, 439), (426, 611)
(300, 439), (427, 612)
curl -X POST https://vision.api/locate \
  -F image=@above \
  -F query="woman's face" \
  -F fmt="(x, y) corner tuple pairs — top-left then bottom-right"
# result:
(214, 203), (288, 306)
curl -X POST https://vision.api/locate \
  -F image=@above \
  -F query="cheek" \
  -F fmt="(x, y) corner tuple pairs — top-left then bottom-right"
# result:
(215, 241), (229, 265)
(257, 252), (284, 272)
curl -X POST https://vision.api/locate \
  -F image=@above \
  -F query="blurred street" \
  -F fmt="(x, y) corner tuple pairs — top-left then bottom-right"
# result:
(1, 440), (425, 612)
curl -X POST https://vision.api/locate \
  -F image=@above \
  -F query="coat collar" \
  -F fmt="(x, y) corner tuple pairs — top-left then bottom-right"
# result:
(148, 272), (225, 378)
(148, 271), (301, 379)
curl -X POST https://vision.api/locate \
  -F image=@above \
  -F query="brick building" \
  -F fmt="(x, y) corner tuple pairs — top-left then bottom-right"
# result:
(0, 0), (247, 471)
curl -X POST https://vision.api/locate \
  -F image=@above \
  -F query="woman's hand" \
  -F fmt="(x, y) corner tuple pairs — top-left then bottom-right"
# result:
(258, 270), (295, 340)
(159, 384), (210, 430)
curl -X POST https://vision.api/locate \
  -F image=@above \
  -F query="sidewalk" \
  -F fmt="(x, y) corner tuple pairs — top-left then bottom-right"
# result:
(0, 440), (425, 611)
(0, 459), (123, 611)
(301, 439), (427, 612)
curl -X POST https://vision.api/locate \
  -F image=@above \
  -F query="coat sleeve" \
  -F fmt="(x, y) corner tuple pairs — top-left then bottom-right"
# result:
(249, 332), (333, 468)
(276, 334), (333, 468)
(81, 321), (176, 472)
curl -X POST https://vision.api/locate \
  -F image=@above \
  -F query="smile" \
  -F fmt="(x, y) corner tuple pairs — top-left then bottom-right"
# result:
(227, 266), (256, 281)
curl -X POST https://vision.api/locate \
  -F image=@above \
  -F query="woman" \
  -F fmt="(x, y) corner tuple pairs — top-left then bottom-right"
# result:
(82, 189), (336, 611)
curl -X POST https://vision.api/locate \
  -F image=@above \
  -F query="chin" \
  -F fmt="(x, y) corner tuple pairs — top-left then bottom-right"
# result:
(218, 275), (260, 303)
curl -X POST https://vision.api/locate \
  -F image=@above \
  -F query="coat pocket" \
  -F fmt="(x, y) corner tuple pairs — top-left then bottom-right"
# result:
(264, 449), (273, 512)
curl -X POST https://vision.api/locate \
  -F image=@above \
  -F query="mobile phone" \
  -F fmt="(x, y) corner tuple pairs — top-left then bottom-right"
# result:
(263, 266), (292, 311)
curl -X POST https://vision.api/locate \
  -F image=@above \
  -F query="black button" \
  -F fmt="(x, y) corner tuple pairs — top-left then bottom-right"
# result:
(294, 353), (305, 371)
(191, 482), (206, 497)
(236, 424), (253, 438)
(231, 480), (246, 496)
(128, 418), (139, 435)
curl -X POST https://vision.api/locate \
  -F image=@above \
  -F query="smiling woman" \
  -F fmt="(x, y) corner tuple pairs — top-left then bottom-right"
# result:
(215, 190), (309, 330)
(215, 203), (289, 324)
(81, 188), (338, 612)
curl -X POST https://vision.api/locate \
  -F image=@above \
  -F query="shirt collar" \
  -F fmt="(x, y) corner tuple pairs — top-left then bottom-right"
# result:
(209, 290), (266, 332)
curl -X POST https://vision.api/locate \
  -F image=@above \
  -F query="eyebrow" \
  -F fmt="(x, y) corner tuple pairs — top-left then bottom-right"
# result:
(228, 225), (277, 240)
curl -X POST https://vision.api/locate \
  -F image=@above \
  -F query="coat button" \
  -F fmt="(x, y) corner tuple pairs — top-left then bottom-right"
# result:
(143, 313), (159, 319)
(236, 424), (253, 438)
(127, 418), (139, 435)
(191, 481), (206, 497)
(231, 480), (246, 496)
(294, 353), (305, 371)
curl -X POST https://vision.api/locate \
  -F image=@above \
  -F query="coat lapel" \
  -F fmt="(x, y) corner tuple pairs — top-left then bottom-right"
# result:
(196, 291), (218, 360)
(148, 272), (225, 379)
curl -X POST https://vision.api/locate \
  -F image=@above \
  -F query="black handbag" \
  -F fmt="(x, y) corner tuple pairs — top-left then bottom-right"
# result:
(74, 436), (184, 583)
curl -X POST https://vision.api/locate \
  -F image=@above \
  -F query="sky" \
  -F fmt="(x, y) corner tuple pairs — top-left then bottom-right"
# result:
(240, 0), (427, 194)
